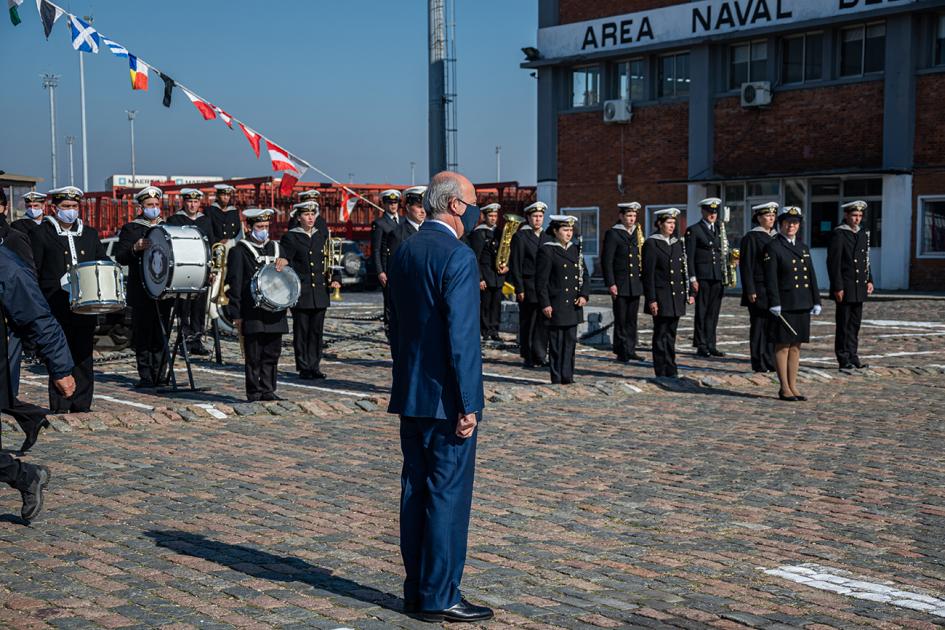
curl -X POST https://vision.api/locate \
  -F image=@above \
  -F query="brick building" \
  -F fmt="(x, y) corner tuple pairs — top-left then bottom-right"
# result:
(524, 0), (945, 290)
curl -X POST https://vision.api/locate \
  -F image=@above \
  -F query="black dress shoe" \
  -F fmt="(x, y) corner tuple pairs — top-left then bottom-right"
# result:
(709, 349), (726, 357)
(628, 353), (645, 361)
(260, 393), (283, 401)
(19, 464), (51, 522)
(403, 600), (419, 613)
(134, 378), (155, 389)
(489, 334), (502, 341)
(779, 391), (799, 401)
(853, 361), (869, 369)
(522, 361), (535, 369)
(298, 370), (314, 380)
(696, 349), (712, 357)
(311, 370), (327, 379)
(19, 418), (50, 454)
(840, 363), (856, 370)
(189, 342), (210, 356)
(420, 598), (494, 623)
(615, 355), (629, 364)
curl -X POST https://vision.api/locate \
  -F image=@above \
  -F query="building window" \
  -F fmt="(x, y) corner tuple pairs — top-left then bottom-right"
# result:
(918, 197), (945, 257)
(616, 58), (646, 101)
(659, 52), (690, 98)
(571, 65), (601, 108)
(563, 207), (600, 256)
(842, 178), (883, 247)
(781, 32), (823, 84)
(840, 23), (886, 77)
(721, 183), (747, 244)
(935, 15), (945, 66)
(644, 205), (681, 237)
(730, 40), (768, 89)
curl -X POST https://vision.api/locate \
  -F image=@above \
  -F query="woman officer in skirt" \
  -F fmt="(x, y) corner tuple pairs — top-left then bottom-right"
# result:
(763, 206), (822, 401)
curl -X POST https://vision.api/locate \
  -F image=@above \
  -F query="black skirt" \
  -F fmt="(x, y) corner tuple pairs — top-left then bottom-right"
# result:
(768, 309), (811, 344)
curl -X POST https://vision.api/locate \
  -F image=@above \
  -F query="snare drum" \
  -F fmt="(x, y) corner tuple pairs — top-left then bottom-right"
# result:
(143, 225), (210, 299)
(68, 261), (126, 314)
(250, 263), (301, 311)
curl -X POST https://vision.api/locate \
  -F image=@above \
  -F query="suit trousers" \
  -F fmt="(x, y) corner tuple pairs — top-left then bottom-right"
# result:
(547, 325), (577, 384)
(48, 312), (95, 413)
(400, 415), (477, 611)
(835, 301), (864, 366)
(518, 301), (548, 365)
(1, 399), (48, 451)
(178, 294), (207, 346)
(480, 287), (502, 338)
(132, 301), (172, 383)
(747, 304), (776, 372)
(7, 329), (22, 398)
(0, 453), (25, 488)
(652, 316), (680, 377)
(382, 285), (392, 342)
(693, 279), (723, 352)
(292, 307), (326, 373)
(611, 295), (640, 359)
(243, 332), (282, 401)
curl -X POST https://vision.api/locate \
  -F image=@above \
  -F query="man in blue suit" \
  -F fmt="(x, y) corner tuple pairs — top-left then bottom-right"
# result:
(387, 171), (493, 623)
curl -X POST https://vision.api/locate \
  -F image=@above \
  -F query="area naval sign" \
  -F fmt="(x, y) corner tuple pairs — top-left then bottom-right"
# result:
(537, 0), (915, 59)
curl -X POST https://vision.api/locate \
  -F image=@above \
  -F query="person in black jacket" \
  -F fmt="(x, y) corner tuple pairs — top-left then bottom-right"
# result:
(371, 189), (402, 340)
(536, 215), (590, 384)
(166, 188), (214, 356)
(686, 197), (726, 357)
(764, 206), (822, 401)
(384, 186), (425, 262)
(739, 202), (779, 373)
(114, 186), (171, 388)
(643, 208), (693, 377)
(509, 201), (551, 368)
(602, 201), (645, 363)
(11, 191), (47, 237)
(278, 201), (340, 379)
(224, 209), (289, 401)
(465, 203), (505, 341)
(30, 186), (108, 413)
(206, 184), (242, 244)
(828, 200), (874, 369)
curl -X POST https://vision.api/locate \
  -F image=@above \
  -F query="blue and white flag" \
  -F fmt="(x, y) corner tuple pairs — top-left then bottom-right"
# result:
(102, 37), (128, 58)
(69, 14), (99, 53)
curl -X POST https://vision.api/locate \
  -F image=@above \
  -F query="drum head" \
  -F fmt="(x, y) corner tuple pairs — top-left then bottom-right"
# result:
(144, 226), (173, 299)
(253, 264), (300, 311)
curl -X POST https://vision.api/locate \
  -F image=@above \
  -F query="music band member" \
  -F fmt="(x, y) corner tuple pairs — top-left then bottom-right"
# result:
(643, 208), (694, 378)
(30, 186), (108, 413)
(602, 201), (645, 363)
(764, 206), (822, 401)
(385, 186), (426, 261)
(536, 215), (589, 384)
(372, 189), (402, 340)
(114, 186), (172, 388)
(509, 201), (551, 368)
(686, 197), (726, 357)
(277, 201), (341, 380)
(224, 209), (288, 401)
(467, 203), (505, 341)
(288, 190), (321, 231)
(206, 184), (241, 244)
(11, 191), (47, 236)
(740, 202), (779, 373)
(166, 188), (214, 356)
(828, 200), (874, 369)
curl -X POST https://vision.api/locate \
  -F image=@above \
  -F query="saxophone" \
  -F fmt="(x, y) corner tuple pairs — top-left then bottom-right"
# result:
(577, 234), (584, 292)
(719, 208), (739, 288)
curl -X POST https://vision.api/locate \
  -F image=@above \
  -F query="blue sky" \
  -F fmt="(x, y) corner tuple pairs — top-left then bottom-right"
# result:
(0, 0), (538, 191)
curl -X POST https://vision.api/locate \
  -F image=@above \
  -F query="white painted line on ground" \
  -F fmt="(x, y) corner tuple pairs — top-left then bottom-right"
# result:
(482, 371), (548, 384)
(624, 383), (643, 393)
(862, 319), (945, 329)
(802, 350), (945, 363)
(763, 564), (945, 617)
(194, 403), (227, 419)
(94, 395), (155, 410)
(189, 366), (368, 398)
(800, 367), (834, 380)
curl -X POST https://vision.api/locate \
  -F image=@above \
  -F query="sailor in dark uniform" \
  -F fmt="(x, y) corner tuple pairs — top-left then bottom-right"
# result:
(114, 186), (172, 388)
(371, 189), (402, 340)
(11, 191), (47, 237)
(602, 201), (645, 363)
(828, 200), (874, 369)
(509, 201), (551, 368)
(536, 215), (589, 384)
(277, 201), (340, 379)
(288, 190), (321, 231)
(739, 202), (779, 373)
(223, 209), (289, 401)
(384, 186), (426, 261)
(764, 206), (822, 401)
(29, 186), (108, 413)
(206, 184), (242, 244)
(166, 188), (214, 355)
(643, 208), (694, 378)
(686, 197), (726, 357)
(467, 203), (505, 341)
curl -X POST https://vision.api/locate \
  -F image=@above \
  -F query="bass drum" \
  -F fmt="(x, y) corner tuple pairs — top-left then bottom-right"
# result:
(250, 263), (301, 312)
(143, 225), (210, 299)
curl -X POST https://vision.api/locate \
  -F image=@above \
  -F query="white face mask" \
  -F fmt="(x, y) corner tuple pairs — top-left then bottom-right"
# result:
(143, 207), (161, 220)
(252, 228), (268, 242)
(56, 208), (79, 225)
(26, 207), (44, 220)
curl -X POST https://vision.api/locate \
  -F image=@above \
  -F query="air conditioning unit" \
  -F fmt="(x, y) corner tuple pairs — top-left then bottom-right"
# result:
(741, 81), (772, 108)
(603, 99), (632, 124)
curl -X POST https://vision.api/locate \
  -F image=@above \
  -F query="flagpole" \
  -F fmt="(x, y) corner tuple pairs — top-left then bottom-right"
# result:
(78, 19), (90, 191)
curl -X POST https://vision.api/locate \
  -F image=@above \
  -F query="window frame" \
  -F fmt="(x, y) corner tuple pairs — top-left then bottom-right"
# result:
(615, 57), (647, 102)
(729, 39), (769, 90)
(934, 14), (945, 67)
(839, 21), (886, 78)
(570, 64), (602, 109)
(780, 31), (824, 85)
(561, 206), (601, 257)
(658, 51), (691, 99)
(916, 196), (945, 259)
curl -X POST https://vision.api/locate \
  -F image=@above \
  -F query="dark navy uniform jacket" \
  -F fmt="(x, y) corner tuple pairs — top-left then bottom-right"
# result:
(166, 211), (216, 243)
(467, 224), (505, 289)
(642, 234), (690, 318)
(279, 216), (340, 311)
(508, 226), (552, 304)
(383, 220), (420, 268)
(224, 240), (289, 335)
(739, 227), (775, 309)
(685, 220), (724, 282)
(764, 234), (821, 312)
(371, 213), (401, 276)
(535, 241), (590, 327)
(601, 224), (644, 297)
(827, 224), (872, 303)
(206, 204), (242, 244)
(113, 217), (160, 310)
(30, 218), (108, 318)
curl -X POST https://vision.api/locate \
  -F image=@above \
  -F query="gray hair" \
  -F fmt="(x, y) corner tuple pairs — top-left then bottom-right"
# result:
(423, 172), (464, 218)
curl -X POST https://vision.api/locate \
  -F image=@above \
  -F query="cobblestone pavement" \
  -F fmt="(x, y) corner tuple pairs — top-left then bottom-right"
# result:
(2, 293), (944, 629)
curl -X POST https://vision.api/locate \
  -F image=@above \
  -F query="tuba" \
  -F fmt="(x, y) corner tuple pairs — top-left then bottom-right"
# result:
(209, 242), (230, 307)
(324, 234), (344, 301)
(496, 213), (522, 272)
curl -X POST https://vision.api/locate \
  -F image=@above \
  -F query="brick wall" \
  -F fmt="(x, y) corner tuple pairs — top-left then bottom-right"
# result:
(558, 0), (687, 24)
(910, 170), (945, 290)
(915, 74), (945, 167)
(557, 104), (689, 241)
(714, 82), (884, 177)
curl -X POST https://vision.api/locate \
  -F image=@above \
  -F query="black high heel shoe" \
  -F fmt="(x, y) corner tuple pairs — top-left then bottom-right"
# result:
(778, 391), (799, 401)
(794, 394), (808, 401)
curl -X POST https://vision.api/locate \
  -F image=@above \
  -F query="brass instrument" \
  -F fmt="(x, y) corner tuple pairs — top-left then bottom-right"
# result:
(497, 213), (522, 299)
(209, 242), (229, 306)
(719, 206), (738, 288)
(577, 235), (585, 292)
(635, 224), (644, 260)
(324, 235), (344, 301)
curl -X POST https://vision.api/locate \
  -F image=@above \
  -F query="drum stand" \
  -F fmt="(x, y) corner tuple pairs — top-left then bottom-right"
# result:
(156, 294), (208, 393)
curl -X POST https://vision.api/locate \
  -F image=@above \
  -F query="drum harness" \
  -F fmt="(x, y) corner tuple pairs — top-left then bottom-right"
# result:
(239, 238), (280, 265)
(46, 216), (84, 288)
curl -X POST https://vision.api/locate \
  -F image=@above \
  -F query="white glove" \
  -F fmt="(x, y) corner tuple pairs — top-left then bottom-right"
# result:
(811, 304), (822, 316)
(769, 306), (782, 316)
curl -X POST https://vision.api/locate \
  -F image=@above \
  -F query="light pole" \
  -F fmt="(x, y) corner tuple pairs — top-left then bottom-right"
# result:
(126, 110), (137, 186)
(79, 15), (92, 191)
(410, 161), (416, 186)
(66, 135), (76, 185)
(42, 74), (60, 188)
(495, 145), (501, 182)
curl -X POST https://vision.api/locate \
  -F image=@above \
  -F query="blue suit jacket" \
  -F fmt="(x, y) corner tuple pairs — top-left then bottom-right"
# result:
(387, 221), (484, 420)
